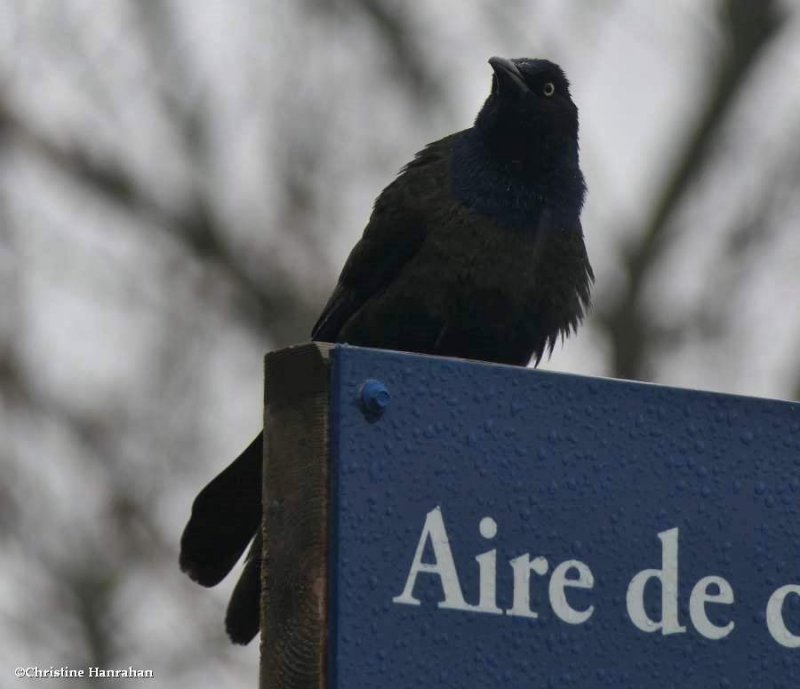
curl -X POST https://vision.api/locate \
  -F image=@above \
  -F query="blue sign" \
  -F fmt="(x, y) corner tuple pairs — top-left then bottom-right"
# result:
(327, 346), (800, 688)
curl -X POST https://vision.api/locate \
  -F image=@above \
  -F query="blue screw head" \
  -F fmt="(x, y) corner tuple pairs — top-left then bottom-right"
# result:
(360, 379), (390, 419)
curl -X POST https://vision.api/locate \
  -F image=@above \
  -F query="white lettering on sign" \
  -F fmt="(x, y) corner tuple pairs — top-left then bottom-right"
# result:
(549, 560), (595, 625)
(393, 507), (594, 621)
(626, 528), (736, 640)
(507, 554), (549, 619)
(391, 506), (477, 612)
(475, 517), (502, 614)
(626, 528), (687, 635)
(391, 506), (800, 647)
(766, 585), (800, 648)
(689, 576), (735, 640)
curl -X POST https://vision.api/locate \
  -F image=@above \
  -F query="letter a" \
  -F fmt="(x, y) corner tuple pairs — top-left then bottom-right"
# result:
(392, 507), (474, 611)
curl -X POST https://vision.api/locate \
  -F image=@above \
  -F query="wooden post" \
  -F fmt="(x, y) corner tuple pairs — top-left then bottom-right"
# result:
(260, 343), (331, 689)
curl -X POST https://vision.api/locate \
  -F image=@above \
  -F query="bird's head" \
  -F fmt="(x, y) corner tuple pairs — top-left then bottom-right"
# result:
(475, 57), (579, 167)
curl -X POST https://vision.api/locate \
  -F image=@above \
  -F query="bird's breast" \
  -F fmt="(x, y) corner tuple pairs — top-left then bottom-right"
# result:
(422, 211), (548, 323)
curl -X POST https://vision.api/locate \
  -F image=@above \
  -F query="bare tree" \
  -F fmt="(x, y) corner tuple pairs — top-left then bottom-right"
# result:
(1, 2), (798, 687)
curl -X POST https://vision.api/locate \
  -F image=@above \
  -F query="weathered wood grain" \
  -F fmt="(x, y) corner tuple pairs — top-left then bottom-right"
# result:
(260, 343), (331, 689)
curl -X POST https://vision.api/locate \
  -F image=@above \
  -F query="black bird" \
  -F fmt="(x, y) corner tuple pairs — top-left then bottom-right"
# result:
(180, 56), (593, 644)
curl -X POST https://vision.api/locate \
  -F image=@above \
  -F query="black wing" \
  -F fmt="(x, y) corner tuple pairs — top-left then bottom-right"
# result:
(312, 135), (455, 341)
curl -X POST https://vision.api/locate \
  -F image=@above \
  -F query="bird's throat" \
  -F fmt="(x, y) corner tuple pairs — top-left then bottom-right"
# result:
(450, 129), (582, 230)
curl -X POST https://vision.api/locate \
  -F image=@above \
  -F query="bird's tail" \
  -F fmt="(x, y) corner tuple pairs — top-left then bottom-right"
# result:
(179, 433), (263, 591)
(225, 529), (262, 644)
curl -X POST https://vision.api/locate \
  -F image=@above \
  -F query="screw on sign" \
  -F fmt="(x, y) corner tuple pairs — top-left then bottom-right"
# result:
(359, 379), (391, 420)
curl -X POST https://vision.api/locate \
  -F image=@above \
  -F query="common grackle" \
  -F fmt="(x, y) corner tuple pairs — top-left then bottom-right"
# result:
(180, 56), (593, 644)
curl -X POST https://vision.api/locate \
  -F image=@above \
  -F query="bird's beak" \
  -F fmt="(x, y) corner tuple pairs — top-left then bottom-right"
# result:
(489, 56), (528, 95)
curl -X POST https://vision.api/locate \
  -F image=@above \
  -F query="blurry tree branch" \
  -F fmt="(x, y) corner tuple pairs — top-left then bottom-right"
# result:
(130, 0), (203, 135)
(306, 0), (443, 99)
(0, 98), (319, 346)
(653, 127), (800, 354)
(598, 0), (784, 380)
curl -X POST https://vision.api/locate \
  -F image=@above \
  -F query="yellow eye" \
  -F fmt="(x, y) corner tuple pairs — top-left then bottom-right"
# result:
(543, 82), (555, 97)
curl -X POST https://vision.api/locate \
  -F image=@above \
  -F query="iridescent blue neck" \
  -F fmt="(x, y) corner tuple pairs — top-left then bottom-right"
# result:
(450, 128), (585, 230)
